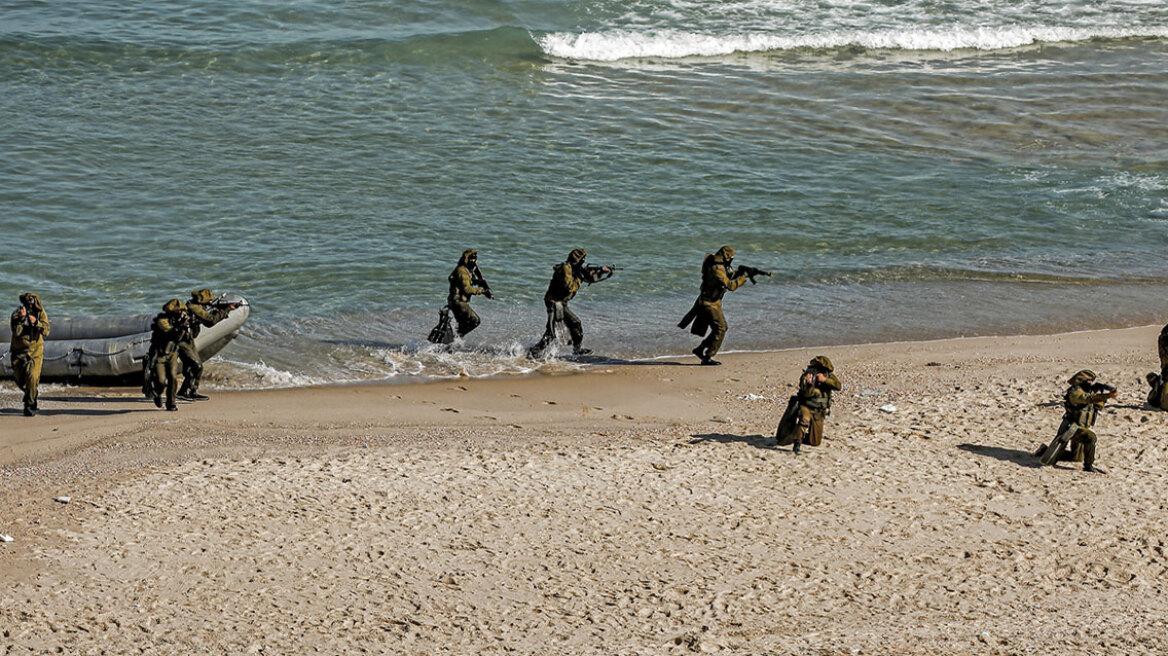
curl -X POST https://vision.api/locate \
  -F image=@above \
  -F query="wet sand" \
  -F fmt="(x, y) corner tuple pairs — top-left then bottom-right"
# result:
(2, 326), (1167, 654)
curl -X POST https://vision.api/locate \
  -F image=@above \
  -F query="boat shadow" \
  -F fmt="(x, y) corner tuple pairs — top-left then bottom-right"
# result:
(690, 432), (781, 450)
(957, 443), (1044, 469)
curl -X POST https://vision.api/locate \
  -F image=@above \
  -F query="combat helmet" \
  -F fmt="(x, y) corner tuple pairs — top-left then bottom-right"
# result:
(712, 246), (735, 264)
(190, 288), (215, 304)
(1067, 370), (1097, 386)
(163, 299), (185, 314)
(567, 248), (587, 265)
(809, 355), (834, 373)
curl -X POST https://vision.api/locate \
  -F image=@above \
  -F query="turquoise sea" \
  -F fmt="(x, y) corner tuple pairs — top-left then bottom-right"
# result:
(2, 0), (1167, 387)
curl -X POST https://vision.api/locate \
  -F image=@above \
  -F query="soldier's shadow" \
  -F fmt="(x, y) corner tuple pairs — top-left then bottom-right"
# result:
(957, 443), (1044, 469)
(566, 354), (696, 367)
(690, 432), (779, 450)
(0, 407), (135, 417)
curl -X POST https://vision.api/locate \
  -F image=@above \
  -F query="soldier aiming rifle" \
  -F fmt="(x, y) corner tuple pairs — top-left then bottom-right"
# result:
(679, 246), (767, 366)
(528, 248), (615, 358)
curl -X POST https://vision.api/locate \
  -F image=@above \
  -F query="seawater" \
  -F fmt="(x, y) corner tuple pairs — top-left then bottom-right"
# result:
(2, 0), (1166, 388)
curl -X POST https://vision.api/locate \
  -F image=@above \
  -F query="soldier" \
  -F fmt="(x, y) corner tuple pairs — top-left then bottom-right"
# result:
(176, 288), (237, 401)
(529, 248), (610, 358)
(1144, 371), (1167, 411)
(1037, 370), (1116, 473)
(146, 299), (188, 411)
(447, 249), (493, 338)
(680, 246), (748, 366)
(9, 293), (50, 417)
(1159, 322), (1168, 379)
(775, 355), (842, 454)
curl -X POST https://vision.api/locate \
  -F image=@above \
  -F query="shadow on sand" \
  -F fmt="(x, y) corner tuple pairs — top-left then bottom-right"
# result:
(957, 443), (1045, 469)
(0, 407), (137, 417)
(690, 432), (790, 452)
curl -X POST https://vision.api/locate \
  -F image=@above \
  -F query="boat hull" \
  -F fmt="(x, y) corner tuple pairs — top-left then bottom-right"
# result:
(1, 295), (249, 381)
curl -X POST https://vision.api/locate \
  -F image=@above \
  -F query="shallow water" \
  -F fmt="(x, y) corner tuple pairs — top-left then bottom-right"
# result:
(2, 0), (1166, 387)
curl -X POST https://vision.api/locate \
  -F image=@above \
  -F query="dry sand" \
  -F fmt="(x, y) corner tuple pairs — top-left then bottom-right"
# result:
(2, 326), (1167, 655)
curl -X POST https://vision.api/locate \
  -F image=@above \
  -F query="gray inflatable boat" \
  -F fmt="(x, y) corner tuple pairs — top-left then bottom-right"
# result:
(0, 294), (249, 381)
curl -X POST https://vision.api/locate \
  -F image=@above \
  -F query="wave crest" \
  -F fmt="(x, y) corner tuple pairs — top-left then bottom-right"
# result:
(538, 25), (1168, 61)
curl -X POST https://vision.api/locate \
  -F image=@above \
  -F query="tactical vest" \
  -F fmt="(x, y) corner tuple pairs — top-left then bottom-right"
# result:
(1063, 386), (1099, 428)
(799, 369), (833, 412)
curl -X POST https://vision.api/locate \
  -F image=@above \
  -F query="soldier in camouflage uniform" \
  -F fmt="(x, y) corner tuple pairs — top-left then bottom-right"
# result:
(529, 248), (608, 358)
(776, 355), (842, 454)
(1159, 322), (1168, 380)
(1144, 371), (1167, 411)
(176, 288), (236, 401)
(1039, 370), (1116, 473)
(146, 299), (188, 411)
(447, 250), (492, 338)
(9, 293), (50, 417)
(680, 246), (749, 366)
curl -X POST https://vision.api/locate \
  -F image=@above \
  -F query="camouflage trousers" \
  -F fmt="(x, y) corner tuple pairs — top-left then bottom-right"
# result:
(151, 351), (181, 407)
(176, 339), (203, 395)
(532, 300), (583, 355)
(695, 301), (728, 359)
(448, 298), (481, 337)
(11, 351), (43, 408)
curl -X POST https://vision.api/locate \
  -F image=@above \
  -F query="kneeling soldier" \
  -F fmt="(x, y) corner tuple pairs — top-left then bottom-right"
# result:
(1037, 370), (1116, 473)
(1146, 371), (1167, 411)
(776, 355), (841, 454)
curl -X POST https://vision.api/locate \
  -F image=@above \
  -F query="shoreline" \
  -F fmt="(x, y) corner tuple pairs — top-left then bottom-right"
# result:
(2, 323), (1164, 468)
(2, 323), (1167, 654)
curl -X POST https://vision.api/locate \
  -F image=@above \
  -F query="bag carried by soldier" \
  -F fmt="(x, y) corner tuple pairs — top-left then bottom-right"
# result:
(774, 395), (801, 446)
(427, 306), (455, 345)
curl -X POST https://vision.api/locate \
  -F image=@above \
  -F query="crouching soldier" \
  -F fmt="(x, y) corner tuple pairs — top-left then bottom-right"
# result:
(177, 288), (236, 401)
(10, 293), (50, 417)
(144, 299), (187, 411)
(775, 355), (841, 454)
(1037, 370), (1117, 473)
(1146, 371), (1168, 411)
(1159, 322), (1168, 380)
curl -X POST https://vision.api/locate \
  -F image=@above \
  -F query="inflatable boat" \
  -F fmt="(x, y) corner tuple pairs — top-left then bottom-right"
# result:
(0, 294), (249, 381)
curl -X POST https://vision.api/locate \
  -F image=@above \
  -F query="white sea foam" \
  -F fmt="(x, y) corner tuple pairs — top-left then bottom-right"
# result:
(538, 25), (1168, 61)
(210, 359), (333, 390)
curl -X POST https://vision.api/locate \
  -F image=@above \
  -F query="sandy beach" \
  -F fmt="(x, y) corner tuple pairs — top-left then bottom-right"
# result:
(2, 326), (1167, 655)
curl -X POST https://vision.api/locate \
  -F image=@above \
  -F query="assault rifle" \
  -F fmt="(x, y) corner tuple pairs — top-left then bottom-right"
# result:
(471, 265), (494, 299)
(1084, 381), (1117, 395)
(581, 264), (621, 284)
(736, 265), (772, 284)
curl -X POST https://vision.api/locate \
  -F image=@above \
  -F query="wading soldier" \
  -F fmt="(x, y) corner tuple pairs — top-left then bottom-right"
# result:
(9, 293), (49, 417)
(447, 249), (493, 338)
(177, 288), (236, 401)
(146, 299), (188, 411)
(776, 355), (841, 454)
(680, 246), (747, 366)
(529, 248), (610, 358)
(1037, 370), (1116, 473)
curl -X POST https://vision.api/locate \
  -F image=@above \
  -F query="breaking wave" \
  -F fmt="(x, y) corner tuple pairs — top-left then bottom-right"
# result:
(538, 25), (1168, 61)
